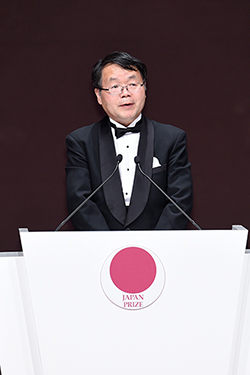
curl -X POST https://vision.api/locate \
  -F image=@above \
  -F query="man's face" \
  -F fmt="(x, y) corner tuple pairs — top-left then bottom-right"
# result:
(94, 64), (146, 126)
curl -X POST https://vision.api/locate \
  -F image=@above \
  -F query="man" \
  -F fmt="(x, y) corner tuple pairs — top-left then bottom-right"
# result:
(66, 51), (193, 230)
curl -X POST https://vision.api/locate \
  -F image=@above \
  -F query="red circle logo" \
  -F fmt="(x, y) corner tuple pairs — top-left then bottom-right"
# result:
(110, 247), (156, 293)
(101, 246), (166, 310)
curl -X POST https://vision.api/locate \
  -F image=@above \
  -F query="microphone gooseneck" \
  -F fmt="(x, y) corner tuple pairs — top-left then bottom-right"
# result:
(55, 154), (123, 231)
(134, 156), (202, 230)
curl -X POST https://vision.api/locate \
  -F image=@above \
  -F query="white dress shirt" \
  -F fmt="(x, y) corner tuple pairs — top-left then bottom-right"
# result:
(110, 114), (142, 206)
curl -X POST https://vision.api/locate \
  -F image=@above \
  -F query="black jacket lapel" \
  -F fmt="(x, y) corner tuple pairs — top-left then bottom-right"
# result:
(99, 117), (127, 225)
(125, 116), (154, 226)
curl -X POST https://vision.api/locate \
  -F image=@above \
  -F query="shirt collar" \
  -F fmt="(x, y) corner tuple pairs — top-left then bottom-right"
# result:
(109, 114), (142, 129)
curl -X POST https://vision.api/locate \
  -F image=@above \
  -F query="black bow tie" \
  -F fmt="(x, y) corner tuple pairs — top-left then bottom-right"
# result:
(110, 120), (142, 139)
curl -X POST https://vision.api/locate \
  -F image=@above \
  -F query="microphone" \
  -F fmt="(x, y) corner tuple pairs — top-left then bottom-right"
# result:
(55, 154), (123, 231)
(134, 156), (202, 230)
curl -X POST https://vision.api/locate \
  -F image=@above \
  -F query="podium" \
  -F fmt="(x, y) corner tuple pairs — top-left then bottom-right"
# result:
(1, 228), (250, 374)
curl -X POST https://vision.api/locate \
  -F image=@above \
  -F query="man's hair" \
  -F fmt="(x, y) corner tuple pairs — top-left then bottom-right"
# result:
(91, 51), (147, 89)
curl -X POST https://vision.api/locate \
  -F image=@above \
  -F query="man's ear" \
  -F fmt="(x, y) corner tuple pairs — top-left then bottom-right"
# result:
(94, 88), (102, 105)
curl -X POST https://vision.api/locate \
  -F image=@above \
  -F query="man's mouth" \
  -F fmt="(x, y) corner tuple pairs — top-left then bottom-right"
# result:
(120, 103), (134, 107)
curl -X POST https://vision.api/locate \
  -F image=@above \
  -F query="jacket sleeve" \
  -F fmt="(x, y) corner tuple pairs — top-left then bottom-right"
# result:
(66, 133), (110, 230)
(154, 130), (193, 230)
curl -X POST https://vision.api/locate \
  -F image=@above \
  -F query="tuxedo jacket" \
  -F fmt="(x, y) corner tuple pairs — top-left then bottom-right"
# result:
(66, 115), (193, 230)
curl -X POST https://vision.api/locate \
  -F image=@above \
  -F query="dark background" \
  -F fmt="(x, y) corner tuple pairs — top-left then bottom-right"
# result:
(1, 0), (249, 251)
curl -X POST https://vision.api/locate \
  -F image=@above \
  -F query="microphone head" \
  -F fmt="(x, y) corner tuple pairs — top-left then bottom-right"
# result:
(116, 154), (123, 163)
(134, 156), (140, 164)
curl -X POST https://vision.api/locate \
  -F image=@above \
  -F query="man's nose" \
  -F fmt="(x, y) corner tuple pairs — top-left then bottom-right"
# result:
(120, 86), (131, 96)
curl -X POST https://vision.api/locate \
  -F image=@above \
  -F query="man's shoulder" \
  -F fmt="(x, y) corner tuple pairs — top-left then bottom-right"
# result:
(67, 122), (97, 140)
(66, 117), (107, 141)
(146, 117), (186, 136)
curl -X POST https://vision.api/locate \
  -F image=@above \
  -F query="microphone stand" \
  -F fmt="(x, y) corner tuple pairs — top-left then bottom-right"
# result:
(55, 155), (123, 231)
(135, 157), (202, 230)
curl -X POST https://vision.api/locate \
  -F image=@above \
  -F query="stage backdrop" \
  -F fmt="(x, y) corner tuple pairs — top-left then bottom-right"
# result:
(1, 0), (249, 250)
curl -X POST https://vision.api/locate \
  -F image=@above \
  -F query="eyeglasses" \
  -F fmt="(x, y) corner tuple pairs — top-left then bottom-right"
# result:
(98, 82), (145, 95)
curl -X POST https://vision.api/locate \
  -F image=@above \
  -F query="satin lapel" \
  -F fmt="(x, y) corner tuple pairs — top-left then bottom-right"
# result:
(125, 116), (154, 226)
(99, 117), (127, 225)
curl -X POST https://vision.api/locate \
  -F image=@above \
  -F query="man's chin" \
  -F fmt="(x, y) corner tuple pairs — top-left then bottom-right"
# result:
(115, 113), (139, 126)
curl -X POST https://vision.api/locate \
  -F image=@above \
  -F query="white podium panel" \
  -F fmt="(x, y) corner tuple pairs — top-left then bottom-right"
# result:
(19, 229), (248, 375)
(236, 250), (250, 375)
(0, 253), (42, 375)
